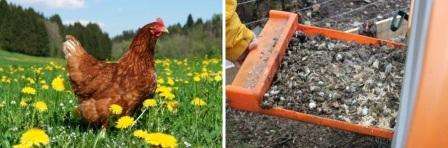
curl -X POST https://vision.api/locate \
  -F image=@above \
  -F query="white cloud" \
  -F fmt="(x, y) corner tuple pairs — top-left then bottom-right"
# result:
(64, 20), (105, 30)
(16, 0), (85, 9)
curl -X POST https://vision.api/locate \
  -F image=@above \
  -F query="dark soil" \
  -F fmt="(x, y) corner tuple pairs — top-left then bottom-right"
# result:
(262, 31), (405, 129)
(226, 108), (391, 147)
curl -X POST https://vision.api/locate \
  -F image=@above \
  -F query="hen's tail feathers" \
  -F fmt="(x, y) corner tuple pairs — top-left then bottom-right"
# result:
(62, 35), (84, 59)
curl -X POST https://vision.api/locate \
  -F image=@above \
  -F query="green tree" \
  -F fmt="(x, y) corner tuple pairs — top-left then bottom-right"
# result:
(112, 30), (136, 42)
(49, 14), (64, 36)
(3, 6), (49, 56)
(167, 23), (183, 34)
(0, 1), (112, 59)
(185, 14), (194, 28)
(0, 0), (10, 49)
(64, 22), (111, 60)
(195, 18), (204, 26)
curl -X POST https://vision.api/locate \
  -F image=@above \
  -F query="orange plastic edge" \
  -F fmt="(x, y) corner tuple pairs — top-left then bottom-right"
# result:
(226, 10), (299, 112)
(407, 0), (448, 146)
(226, 10), (405, 139)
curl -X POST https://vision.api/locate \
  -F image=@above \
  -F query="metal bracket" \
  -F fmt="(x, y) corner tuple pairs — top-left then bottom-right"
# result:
(392, 0), (433, 147)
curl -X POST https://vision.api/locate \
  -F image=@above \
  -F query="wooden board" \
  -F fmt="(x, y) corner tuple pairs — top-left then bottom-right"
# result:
(345, 17), (409, 40)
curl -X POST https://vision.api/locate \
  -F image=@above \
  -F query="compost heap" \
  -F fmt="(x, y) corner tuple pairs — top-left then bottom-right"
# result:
(263, 31), (406, 129)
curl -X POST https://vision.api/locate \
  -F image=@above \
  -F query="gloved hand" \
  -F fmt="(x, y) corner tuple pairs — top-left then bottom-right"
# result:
(248, 32), (258, 50)
(236, 32), (258, 65)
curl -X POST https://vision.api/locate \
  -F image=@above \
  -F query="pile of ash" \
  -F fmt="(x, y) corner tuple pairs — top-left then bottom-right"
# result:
(263, 31), (406, 129)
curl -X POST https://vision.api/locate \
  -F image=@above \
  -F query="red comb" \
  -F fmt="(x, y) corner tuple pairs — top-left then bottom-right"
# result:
(155, 18), (164, 26)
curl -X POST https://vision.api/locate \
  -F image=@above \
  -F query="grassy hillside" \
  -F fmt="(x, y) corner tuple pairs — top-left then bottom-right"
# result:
(0, 49), (222, 147)
(0, 49), (64, 65)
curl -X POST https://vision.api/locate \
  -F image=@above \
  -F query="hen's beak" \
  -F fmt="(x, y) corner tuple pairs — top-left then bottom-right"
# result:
(162, 28), (169, 34)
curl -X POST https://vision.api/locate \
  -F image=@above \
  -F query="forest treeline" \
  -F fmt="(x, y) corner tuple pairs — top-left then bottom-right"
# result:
(111, 14), (222, 59)
(0, 0), (111, 59)
(0, 0), (221, 59)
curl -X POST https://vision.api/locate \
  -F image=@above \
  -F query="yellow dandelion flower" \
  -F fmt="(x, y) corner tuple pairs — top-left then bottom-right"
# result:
(0, 101), (5, 108)
(193, 76), (200, 82)
(144, 132), (178, 148)
(21, 87), (36, 95)
(33, 101), (47, 112)
(51, 76), (65, 91)
(157, 86), (172, 93)
(200, 72), (209, 79)
(212, 59), (220, 64)
(26, 78), (35, 84)
(202, 60), (210, 65)
(160, 91), (175, 100)
(133, 130), (148, 138)
(109, 104), (122, 115)
(14, 128), (49, 148)
(167, 78), (174, 86)
(42, 84), (49, 90)
(115, 116), (135, 129)
(166, 101), (178, 112)
(191, 97), (206, 107)
(214, 75), (222, 81)
(20, 100), (28, 108)
(143, 99), (157, 108)
(158, 78), (165, 84)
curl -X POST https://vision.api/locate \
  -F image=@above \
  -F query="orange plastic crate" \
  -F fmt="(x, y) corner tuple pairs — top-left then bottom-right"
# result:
(226, 10), (405, 139)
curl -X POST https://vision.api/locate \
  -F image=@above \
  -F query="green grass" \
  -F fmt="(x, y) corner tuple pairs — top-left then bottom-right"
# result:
(0, 50), (64, 65)
(0, 49), (222, 147)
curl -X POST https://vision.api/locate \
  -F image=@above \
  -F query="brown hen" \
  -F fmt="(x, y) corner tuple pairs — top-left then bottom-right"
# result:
(62, 18), (168, 126)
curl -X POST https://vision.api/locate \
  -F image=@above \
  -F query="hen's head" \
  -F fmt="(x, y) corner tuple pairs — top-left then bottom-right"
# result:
(143, 18), (169, 38)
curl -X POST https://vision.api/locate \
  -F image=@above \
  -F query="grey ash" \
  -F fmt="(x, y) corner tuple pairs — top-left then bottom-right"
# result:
(263, 31), (406, 129)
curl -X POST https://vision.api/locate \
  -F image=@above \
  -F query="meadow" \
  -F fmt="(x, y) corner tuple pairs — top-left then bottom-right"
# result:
(0, 49), (222, 147)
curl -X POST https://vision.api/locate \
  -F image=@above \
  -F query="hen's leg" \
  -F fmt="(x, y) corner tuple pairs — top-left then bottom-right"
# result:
(101, 119), (109, 128)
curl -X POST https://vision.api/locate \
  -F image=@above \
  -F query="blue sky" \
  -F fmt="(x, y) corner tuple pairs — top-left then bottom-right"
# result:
(7, 0), (222, 37)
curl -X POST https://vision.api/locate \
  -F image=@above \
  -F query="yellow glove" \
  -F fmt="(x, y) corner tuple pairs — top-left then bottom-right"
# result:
(226, 0), (255, 62)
